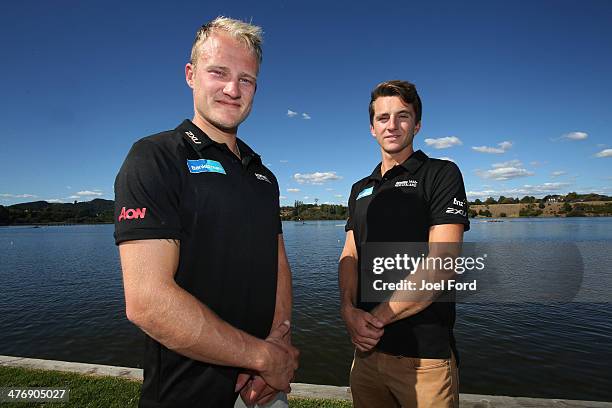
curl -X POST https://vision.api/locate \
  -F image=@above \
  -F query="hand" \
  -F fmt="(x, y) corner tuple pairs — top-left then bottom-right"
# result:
(236, 373), (280, 406)
(258, 321), (299, 392)
(341, 305), (384, 352)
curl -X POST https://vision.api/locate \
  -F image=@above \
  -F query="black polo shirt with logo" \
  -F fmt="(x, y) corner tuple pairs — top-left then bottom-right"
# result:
(345, 150), (470, 359)
(114, 119), (281, 408)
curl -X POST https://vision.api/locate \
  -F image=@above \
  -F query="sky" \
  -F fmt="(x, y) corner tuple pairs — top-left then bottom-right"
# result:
(1, 0), (611, 207)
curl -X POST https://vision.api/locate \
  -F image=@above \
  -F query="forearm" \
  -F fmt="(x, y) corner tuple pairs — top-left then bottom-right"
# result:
(131, 281), (269, 372)
(338, 255), (358, 311)
(272, 242), (292, 332)
(372, 225), (464, 325)
(371, 301), (431, 325)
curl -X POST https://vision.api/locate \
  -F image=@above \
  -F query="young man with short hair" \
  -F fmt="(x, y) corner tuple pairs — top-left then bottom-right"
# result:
(339, 80), (470, 407)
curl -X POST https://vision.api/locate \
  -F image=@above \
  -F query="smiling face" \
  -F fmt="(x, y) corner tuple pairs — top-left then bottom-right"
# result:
(185, 31), (258, 135)
(370, 95), (421, 156)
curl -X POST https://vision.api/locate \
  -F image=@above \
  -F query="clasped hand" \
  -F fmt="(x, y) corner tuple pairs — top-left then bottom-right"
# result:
(235, 321), (299, 406)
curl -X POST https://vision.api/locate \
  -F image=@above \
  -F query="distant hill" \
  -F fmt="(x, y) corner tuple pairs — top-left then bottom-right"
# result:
(1, 191), (611, 226)
(0, 199), (114, 225)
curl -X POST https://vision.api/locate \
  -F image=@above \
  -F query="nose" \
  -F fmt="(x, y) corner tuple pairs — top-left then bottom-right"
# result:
(223, 80), (241, 99)
(387, 115), (398, 130)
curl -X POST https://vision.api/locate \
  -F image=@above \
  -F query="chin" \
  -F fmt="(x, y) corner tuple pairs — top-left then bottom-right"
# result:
(210, 117), (243, 132)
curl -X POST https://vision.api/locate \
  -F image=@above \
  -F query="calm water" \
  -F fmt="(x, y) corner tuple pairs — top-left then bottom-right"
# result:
(0, 218), (611, 401)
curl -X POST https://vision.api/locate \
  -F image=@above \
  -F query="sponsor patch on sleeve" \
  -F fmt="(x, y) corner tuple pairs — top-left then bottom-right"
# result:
(445, 197), (467, 216)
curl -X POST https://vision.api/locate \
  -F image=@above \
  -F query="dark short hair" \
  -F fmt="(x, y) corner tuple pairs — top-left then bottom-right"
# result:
(369, 80), (422, 125)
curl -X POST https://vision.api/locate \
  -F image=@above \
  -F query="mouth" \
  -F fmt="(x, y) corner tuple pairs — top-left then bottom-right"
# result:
(216, 100), (241, 108)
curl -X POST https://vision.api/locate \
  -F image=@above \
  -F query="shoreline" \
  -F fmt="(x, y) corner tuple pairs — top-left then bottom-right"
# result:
(3, 214), (612, 228)
(1, 355), (611, 407)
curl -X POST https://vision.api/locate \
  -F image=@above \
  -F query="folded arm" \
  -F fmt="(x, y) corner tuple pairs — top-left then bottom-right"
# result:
(371, 224), (464, 325)
(119, 238), (297, 390)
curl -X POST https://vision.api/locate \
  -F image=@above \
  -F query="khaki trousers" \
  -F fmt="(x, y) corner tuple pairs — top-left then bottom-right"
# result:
(349, 350), (459, 408)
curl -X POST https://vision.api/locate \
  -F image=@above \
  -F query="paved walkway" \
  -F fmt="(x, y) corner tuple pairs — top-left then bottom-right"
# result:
(1, 355), (610, 407)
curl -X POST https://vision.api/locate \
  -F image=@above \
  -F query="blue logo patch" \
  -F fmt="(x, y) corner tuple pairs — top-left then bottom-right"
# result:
(357, 186), (373, 200)
(187, 159), (226, 174)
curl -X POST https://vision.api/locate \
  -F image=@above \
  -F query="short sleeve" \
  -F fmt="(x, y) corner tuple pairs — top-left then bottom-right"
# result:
(428, 162), (470, 232)
(114, 140), (183, 244)
(270, 172), (283, 235)
(345, 183), (358, 232)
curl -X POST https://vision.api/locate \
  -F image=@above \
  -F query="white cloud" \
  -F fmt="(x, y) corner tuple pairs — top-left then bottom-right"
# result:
(595, 148), (612, 158)
(303, 196), (310, 200)
(491, 159), (523, 168)
(0, 193), (37, 199)
(279, 195), (287, 200)
(562, 131), (588, 140)
(293, 172), (342, 185)
(302, 113), (311, 120)
(287, 188), (301, 193)
(467, 182), (571, 199)
(334, 194), (343, 198)
(424, 136), (462, 149)
(75, 190), (103, 196)
(325, 188), (334, 191)
(45, 199), (64, 203)
(476, 160), (534, 180)
(287, 110), (298, 118)
(551, 171), (566, 177)
(279, 160), (289, 163)
(472, 141), (513, 154)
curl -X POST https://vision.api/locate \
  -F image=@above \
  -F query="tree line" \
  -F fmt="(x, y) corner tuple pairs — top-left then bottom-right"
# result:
(1, 192), (610, 225)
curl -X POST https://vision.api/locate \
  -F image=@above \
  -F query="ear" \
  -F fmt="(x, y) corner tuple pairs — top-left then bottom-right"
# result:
(185, 63), (195, 89)
(414, 121), (422, 135)
(370, 124), (376, 138)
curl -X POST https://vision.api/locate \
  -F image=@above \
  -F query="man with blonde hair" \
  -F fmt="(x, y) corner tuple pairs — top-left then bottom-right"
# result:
(115, 17), (298, 407)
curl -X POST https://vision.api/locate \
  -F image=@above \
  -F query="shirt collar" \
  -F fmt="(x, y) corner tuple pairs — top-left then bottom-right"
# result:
(177, 119), (261, 162)
(368, 149), (429, 181)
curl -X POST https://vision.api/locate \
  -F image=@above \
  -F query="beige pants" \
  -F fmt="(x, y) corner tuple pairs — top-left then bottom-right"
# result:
(350, 350), (459, 408)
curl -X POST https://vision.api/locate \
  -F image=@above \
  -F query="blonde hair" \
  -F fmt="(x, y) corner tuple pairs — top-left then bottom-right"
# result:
(190, 16), (263, 66)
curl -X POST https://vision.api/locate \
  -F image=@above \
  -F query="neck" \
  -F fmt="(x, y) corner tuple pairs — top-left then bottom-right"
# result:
(192, 115), (240, 158)
(380, 145), (414, 176)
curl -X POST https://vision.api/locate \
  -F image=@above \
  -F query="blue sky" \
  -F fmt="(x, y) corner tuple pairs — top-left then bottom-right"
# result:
(1, 0), (611, 207)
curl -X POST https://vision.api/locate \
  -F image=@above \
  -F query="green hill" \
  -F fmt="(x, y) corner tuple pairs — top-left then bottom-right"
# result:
(0, 199), (114, 225)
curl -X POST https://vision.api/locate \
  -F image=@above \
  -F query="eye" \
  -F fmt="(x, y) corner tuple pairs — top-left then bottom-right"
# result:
(239, 77), (255, 86)
(209, 69), (225, 78)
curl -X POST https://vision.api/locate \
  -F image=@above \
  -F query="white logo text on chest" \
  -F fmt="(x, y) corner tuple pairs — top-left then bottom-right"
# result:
(395, 180), (418, 188)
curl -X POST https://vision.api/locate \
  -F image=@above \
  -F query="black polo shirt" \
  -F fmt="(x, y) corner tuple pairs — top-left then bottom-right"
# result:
(114, 119), (281, 408)
(346, 150), (470, 359)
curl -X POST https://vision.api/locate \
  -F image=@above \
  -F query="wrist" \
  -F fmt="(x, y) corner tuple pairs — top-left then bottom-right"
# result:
(340, 301), (355, 318)
(371, 304), (392, 326)
(247, 338), (271, 373)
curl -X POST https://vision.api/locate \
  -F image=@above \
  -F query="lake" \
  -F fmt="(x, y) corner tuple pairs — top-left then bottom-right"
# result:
(0, 218), (611, 401)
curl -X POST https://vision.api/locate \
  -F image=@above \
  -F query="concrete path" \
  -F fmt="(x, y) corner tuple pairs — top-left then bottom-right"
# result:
(1, 355), (610, 407)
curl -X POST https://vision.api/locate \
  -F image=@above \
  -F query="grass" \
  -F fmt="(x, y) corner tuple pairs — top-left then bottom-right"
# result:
(0, 366), (352, 407)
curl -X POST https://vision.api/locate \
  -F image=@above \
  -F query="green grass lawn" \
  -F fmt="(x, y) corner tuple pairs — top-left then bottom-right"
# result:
(0, 366), (352, 407)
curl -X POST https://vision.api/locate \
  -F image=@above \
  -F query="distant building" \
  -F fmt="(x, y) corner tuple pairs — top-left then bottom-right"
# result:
(545, 195), (564, 203)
